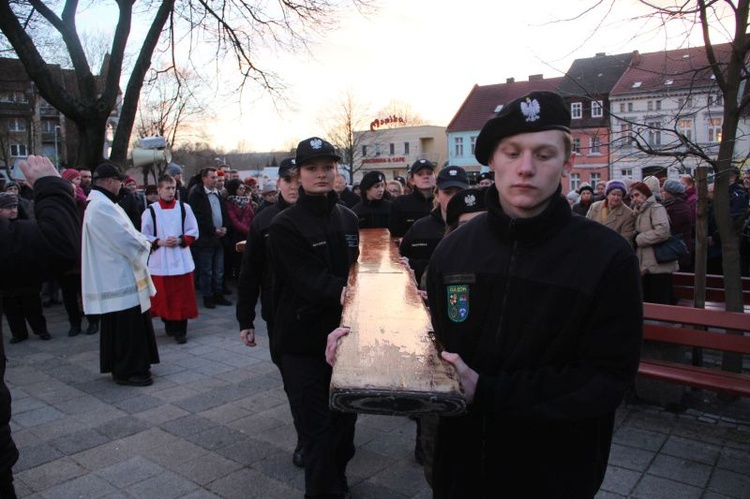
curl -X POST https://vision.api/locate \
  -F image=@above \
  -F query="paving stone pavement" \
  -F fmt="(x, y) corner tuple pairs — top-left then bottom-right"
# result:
(3, 294), (749, 498)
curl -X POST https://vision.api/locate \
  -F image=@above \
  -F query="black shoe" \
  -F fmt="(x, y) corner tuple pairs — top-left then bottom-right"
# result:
(175, 335), (187, 344)
(38, 333), (52, 341)
(9, 337), (27, 344)
(114, 375), (153, 387)
(67, 325), (82, 337)
(213, 295), (232, 306)
(203, 297), (216, 309)
(85, 322), (99, 335)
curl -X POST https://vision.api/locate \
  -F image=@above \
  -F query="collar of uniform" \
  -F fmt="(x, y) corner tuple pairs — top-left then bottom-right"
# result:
(485, 183), (570, 243)
(297, 188), (339, 216)
(429, 208), (445, 226)
(203, 185), (219, 196)
(411, 189), (433, 203)
(91, 185), (118, 204)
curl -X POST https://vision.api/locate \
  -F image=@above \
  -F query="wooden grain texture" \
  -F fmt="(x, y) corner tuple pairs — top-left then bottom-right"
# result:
(330, 228), (466, 416)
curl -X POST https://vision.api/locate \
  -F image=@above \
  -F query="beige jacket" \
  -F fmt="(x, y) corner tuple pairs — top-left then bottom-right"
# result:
(586, 200), (635, 247)
(632, 197), (679, 275)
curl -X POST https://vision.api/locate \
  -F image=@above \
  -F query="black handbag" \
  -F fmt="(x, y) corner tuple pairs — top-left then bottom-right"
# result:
(653, 236), (688, 263)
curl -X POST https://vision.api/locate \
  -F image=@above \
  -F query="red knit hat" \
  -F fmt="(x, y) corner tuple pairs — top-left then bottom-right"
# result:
(216, 169), (225, 177)
(61, 169), (80, 182)
(629, 181), (652, 198)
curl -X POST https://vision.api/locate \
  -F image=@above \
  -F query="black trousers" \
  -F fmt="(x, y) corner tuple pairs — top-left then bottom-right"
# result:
(642, 273), (673, 305)
(281, 354), (356, 498)
(100, 306), (160, 379)
(163, 319), (188, 337)
(2, 291), (47, 339)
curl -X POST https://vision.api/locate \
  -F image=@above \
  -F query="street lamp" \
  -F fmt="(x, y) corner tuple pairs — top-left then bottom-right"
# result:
(54, 125), (60, 170)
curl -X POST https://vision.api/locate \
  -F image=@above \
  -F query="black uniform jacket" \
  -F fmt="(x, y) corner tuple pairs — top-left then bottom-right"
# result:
(399, 208), (444, 285)
(351, 198), (392, 229)
(426, 185), (643, 499)
(236, 195), (292, 331)
(388, 189), (434, 238)
(187, 184), (229, 248)
(268, 189), (359, 357)
(0, 177), (80, 474)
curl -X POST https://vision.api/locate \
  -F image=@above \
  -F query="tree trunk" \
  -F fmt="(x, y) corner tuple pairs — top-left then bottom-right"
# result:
(75, 118), (109, 169)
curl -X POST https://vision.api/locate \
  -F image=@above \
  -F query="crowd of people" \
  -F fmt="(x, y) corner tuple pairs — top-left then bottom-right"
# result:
(1, 89), (749, 498)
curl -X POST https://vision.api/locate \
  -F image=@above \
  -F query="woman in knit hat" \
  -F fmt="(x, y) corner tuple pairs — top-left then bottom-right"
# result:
(629, 181), (678, 304)
(572, 183), (594, 216)
(351, 170), (392, 228)
(61, 168), (87, 221)
(586, 179), (635, 246)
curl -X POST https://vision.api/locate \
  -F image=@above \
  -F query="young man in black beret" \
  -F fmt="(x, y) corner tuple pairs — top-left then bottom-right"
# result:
(388, 159), (436, 238)
(268, 139), (359, 498)
(424, 91), (642, 498)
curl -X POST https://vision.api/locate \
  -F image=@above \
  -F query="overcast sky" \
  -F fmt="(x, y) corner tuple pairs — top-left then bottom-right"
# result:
(76, 0), (728, 152)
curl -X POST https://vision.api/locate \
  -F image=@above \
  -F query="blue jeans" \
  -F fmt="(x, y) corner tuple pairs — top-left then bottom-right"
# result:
(192, 245), (224, 297)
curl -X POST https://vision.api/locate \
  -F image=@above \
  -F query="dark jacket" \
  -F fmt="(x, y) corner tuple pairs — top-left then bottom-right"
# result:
(351, 198), (392, 229)
(268, 190), (359, 357)
(388, 189), (434, 237)
(399, 209), (445, 285)
(117, 188), (145, 230)
(236, 195), (292, 332)
(187, 184), (229, 248)
(0, 177), (80, 474)
(426, 185), (642, 498)
(663, 195), (693, 270)
(337, 188), (361, 209)
(571, 201), (592, 217)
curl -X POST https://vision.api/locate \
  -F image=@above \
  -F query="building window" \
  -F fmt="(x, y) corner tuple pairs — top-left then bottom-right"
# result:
(361, 145), (367, 156)
(10, 144), (28, 157)
(647, 121), (661, 146)
(572, 138), (581, 154)
(8, 119), (26, 132)
(708, 93), (723, 107)
(375, 144), (381, 156)
(571, 102), (582, 119)
(677, 119), (693, 142)
(619, 103), (625, 113)
(647, 101), (653, 111)
(621, 169), (633, 178)
(589, 137), (601, 154)
(41, 120), (57, 133)
(627, 102), (633, 112)
(590, 173), (601, 188)
(0, 92), (28, 103)
(454, 137), (464, 157)
(655, 100), (662, 110)
(591, 100), (603, 118)
(389, 143), (395, 155)
(404, 142), (410, 155)
(570, 173), (580, 192)
(620, 122), (633, 144)
(708, 118), (722, 143)
(678, 97), (694, 109)
(470, 136), (477, 155)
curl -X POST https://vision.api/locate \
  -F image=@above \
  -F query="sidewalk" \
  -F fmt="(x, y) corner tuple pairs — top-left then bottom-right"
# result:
(3, 298), (749, 498)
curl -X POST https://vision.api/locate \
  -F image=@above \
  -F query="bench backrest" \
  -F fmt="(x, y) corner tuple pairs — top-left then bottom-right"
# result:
(643, 303), (750, 354)
(672, 272), (750, 291)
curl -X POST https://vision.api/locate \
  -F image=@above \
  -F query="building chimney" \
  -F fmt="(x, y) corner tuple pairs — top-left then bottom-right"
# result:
(528, 74), (543, 81)
(506, 77), (515, 84)
(595, 52), (606, 57)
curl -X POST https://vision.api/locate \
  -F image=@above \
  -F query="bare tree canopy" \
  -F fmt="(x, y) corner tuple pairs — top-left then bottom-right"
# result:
(324, 90), (371, 183)
(0, 0), (367, 168)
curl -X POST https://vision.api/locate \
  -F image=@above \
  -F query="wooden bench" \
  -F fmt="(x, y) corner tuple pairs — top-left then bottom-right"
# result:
(638, 303), (750, 397)
(671, 272), (750, 309)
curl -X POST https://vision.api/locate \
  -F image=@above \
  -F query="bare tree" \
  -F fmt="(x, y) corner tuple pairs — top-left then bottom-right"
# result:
(374, 99), (427, 128)
(0, 0), (366, 169)
(324, 90), (371, 183)
(136, 65), (210, 148)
